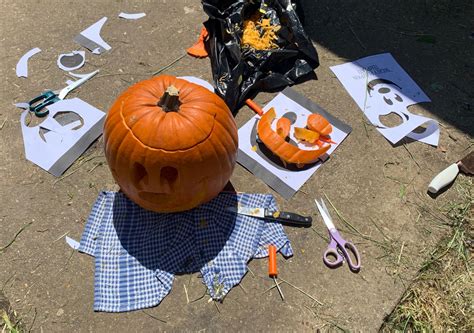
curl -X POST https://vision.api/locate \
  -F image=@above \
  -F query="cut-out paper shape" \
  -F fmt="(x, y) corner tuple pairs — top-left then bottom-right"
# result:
(66, 236), (80, 250)
(57, 51), (85, 71)
(19, 98), (105, 176)
(237, 88), (352, 199)
(178, 76), (214, 92)
(74, 17), (111, 54)
(65, 71), (96, 85)
(330, 53), (439, 146)
(16, 47), (41, 78)
(118, 12), (146, 20)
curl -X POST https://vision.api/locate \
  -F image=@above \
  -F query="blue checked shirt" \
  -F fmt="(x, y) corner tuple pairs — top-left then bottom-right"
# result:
(79, 191), (293, 312)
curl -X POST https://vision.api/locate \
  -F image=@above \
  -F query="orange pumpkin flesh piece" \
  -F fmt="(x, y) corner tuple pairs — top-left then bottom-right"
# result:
(104, 75), (238, 213)
(276, 117), (291, 139)
(257, 108), (330, 165)
(294, 127), (320, 144)
(307, 114), (332, 136)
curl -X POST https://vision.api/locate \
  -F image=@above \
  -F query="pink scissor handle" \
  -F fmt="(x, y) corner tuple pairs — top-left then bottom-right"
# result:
(323, 237), (344, 268)
(324, 229), (361, 272)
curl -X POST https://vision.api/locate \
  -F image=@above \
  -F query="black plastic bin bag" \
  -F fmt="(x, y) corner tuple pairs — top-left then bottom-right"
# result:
(202, 0), (319, 113)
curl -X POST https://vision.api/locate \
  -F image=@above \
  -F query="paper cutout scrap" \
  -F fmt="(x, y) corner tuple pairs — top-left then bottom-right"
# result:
(18, 98), (105, 177)
(330, 53), (439, 146)
(74, 17), (111, 54)
(118, 12), (146, 20)
(57, 51), (85, 71)
(65, 71), (96, 85)
(178, 76), (214, 92)
(16, 47), (41, 78)
(66, 236), (80, 250)
(237, 87), (352, 199)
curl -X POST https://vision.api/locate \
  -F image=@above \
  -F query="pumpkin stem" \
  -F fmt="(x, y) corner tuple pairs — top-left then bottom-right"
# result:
(158, 85), (181, 112)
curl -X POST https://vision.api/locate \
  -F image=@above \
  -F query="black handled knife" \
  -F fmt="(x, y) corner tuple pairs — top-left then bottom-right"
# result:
(226, 206), (312, 227)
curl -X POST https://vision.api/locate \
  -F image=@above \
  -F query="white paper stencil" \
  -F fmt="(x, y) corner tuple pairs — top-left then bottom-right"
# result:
(330, 53), (439, 146)
(20, 98), (105, 176)
(237, 88), (352, 199)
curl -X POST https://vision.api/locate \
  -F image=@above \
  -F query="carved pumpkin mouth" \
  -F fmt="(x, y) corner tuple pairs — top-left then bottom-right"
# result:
(137, 176), (208, 206)
(137, 191), (169, 202)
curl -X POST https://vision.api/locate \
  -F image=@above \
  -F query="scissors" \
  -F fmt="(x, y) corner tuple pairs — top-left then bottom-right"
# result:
(27, 70), (99, 117)
(315, 198), (361, 272)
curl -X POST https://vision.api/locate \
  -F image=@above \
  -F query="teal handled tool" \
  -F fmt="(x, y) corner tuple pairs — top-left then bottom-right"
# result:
(27, 70), (99, 117)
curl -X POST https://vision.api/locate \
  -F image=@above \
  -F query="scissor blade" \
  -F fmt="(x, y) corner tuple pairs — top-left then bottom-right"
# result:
(320, 199), (331, 217)
(58, 70), (99, 100)
(315, 199), (336, 231)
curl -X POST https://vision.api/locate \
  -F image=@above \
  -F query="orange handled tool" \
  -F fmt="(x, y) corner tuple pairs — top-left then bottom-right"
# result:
(245, 98), (264, 116)
(268, 244), (278, 277)
(268, 245), (284, 300)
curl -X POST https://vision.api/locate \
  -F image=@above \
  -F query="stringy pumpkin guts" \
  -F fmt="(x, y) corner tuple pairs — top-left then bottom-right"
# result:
(242, 13), (280, 50)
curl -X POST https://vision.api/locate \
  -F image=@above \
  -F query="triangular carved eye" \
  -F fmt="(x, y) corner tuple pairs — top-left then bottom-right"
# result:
(132, 162), (148, 186)
(160, 166), (178, 187)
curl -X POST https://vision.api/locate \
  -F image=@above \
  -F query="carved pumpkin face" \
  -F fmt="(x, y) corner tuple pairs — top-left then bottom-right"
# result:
(104, 75), (238, 212)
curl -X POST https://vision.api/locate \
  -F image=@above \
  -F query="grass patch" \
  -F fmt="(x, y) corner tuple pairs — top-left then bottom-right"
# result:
(381, 178), (473, 332)
(0, 291), (23, 333)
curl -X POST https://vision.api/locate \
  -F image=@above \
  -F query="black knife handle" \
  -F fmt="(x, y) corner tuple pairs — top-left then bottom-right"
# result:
(264, 209), (313, 227)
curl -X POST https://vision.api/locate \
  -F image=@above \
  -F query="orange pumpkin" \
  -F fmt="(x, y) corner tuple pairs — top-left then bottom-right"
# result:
(276, 117), (291, 139)
(257, 108), (330, 166)
(307, 114), (332, 136)
(104, 75), (238, 212)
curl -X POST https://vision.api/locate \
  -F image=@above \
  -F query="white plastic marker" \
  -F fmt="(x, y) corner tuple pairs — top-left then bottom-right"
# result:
(428, 151), (474, 193)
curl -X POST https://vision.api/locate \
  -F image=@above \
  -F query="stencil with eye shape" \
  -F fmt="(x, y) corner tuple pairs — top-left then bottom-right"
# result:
(281, 111), (297, 124)
(24, 110), (84, 130)
(53, 111), (84, 130)
(383, 96), (393, 105)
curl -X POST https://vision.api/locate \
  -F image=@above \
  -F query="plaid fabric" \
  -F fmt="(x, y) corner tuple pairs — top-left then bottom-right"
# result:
(79, 191), (293, 312)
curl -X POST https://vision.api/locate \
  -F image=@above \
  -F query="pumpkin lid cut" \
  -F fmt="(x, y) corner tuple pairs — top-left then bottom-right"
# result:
(115, 76), (226, 151)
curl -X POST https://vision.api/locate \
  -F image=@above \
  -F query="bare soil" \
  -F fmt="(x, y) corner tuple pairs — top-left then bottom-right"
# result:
(1, 0), (472, 332)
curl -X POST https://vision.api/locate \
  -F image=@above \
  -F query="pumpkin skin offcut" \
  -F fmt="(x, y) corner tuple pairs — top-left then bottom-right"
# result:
(104, 75), (238, 213)
(257, 108), (330, 166)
